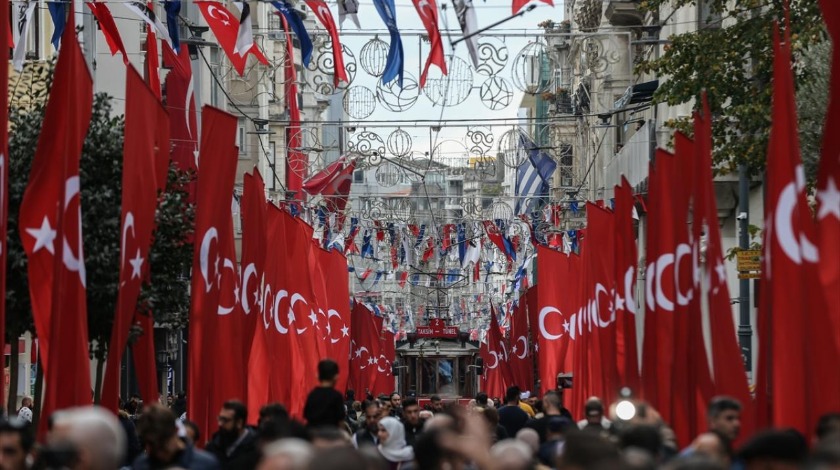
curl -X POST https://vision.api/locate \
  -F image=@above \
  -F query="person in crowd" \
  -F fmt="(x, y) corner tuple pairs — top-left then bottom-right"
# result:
(303, 359), (346, 428)
(490, 439), (533, 470)
(310, 426), (352, 449)
(515, 427), (547, 469)
(557, 429), (622, 469)
(429, 395), (444, 414)
(345, 390), (356, 412)
(527, 396), (542, 417)
(118, 406), (142, 466)
(577, 397), (612, 430)
(736, 428), (808, 470)
(418, 410), (434, 422)
(380, 401), (394, 420)
(518, 391), (536, 418)
(206, 400), (260, 469)
(477, 405), (507, 443)
(133, 404), (218, 469)
(353, 400), (382, 449)
(525, 390), (574, 443)
(0, 417), (33, 470)
(389, 393), (403, 419)
(15, 398), (32, 424)
(183, 420), (201, 445)
(815, 412), (840, 445)
(706, 396), (742, 442)
(376, 417), (414, 469)
(257, 403), (309, 446)
(475, 392), (489, 409)
(620, 424), (666, 464)
(45, 406), (126, 470)
(172, 391), (187, 418)
(686, 431), (732, 467)
(257, 438), (313, 470)
(538, 416), (573, 467)
(401, 398), (423, 447)
(498, 386), (530, 438)
(306, 445), (368, 470)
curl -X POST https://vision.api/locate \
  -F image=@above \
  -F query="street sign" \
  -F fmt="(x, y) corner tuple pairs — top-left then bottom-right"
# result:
(736, 250), (762, 272)
(738, 272), (761, 279)
(415, 318), (459, 339)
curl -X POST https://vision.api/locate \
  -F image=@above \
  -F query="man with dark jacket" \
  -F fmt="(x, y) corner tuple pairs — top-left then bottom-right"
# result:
(401, 398), (423, 447)
(352, 400), (381, 449)
(133, 404), (219, 470)
(205, 400), (260, 469)
(525, 391), (575, 444)
(498, 386), (529, 438)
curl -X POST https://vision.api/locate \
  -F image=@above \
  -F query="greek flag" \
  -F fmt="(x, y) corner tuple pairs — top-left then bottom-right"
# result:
(514, 131), (557, 215)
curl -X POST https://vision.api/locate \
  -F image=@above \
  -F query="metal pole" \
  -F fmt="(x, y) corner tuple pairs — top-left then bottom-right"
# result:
(738, 163), (752, 373)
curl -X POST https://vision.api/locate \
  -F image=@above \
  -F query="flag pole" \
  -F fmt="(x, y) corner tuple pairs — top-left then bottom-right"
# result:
(449, 4), (537, 46)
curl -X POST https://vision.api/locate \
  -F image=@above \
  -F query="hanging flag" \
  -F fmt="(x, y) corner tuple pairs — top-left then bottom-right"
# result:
(480, 305), (514, 398)
(816, 0), (840, 333)
(304, 0), (349, 87)
(412, 0), (446, 88)
(302, 156), (356, 226)
(349, 303), (383, 395)
(163, 0), (181, 53)
(196, 1), (269, 76)
(87, 2), (128, 62)
(338, 0), (360, 29)
(512, 0), (553, 15)
(187, 106), (239, 444)
(164, 46), (198, 178)
(19, 18), (93, 437)
(278, 13), (305, 198)
(145, 21), (162, 101)
(241, 170), (267, 415)
(47, 1), (66, 49)
(232, 1), (253, 57)
(0, 0), (8, 412)
(613, 177), (640, 392)
(124, 2), (172, 48)
(507, 296), (533, 392)
(12, 1), (36, 72)
(271, 1), (313, 67)
(131, 312), (159, 407)
(756, 24), (840, 434)
(372, 0), (404, 87)
(515, 131), (557, 215)
(453, 0), (479, 68)
(101, 66), (164, 414)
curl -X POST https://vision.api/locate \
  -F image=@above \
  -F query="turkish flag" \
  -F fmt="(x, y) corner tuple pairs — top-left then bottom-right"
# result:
(195, 1), (269, 76)
(280, 14), (305, 198)
(0, 0), (9, 412)
(693, 94), (753, 440)
(19, 20), (93, 435)
(373, 329), (396, 396)
(145, 25), (161, 100)
(312, 246), (352, 392)
(187, 106), (239, 443)
(101, 66), (164, 413)
(756, 25), (840, 434)
(303, 0), (348, 86)
(817, 0), (840, 334)
(263, 204), (294, 410)
(241, 171), (267, 377)
(480, 306), (513, 399)
(412, 0), (447, 88)
(507, 296), (534, 392)
(132, 311), (159, 407)
(87, 2), (128, 62)
(613, 177), (640, 392)
(535, 246), (576, 402)
(512, 0), (552, 14)
(349, 303), (383, 397)
(164, 47), (198, 187)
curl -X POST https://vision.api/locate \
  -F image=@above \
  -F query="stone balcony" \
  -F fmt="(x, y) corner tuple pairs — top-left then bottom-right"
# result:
(605, 0), (645, 27)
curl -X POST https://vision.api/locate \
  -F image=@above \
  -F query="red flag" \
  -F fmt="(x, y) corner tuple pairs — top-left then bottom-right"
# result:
(613, 177), (640, 392)
(165, 47), (198, 179)
(756, 25), (840, 434)
(412, 0), (447, 88)
(316, 247), (351, 392)
(264, 204), (294, 410)
(195, 1), (269, 76)
(816, 0), (840, 333)
(87, 2), (128, 63)
(507, 296), (533, 392)
(373, 329), (395, 396)
(132, 312), (159, 406)
(512, 0), (553, 14)
(19, 20), (93, 435)
(349, 303), (383, 397)
(535, 247), (576, 401)
(480, 306), (513, 398)
(398, 271), (408, 288)
(0, 0), (8, 412)
(693, 94), (753, 439)
(241, 171), (266, 379)
(280, 14), (305, 198)
(101, 66), (163, 413)
(303, 0), (348, 86)
(482, 220), (511, 263)
(302, 157), (356, 222)
(145, 22), (161, 100)
(187, 106), (239, 443)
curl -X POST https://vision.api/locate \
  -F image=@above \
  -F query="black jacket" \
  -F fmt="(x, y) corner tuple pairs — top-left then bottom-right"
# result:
(132, 443), (220, 470)
(205, 427), (260, 470)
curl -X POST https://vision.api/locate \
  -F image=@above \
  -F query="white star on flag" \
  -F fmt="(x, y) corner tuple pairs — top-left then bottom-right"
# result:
(26, 217), (57, 254)
(287, 311), (295, 324)
(309, 311), (319, 326)
(341, 325), (350, 337)
(563, 320), (570, 332)
(129, 249), (144, 279)
(817, 177), (840, 220)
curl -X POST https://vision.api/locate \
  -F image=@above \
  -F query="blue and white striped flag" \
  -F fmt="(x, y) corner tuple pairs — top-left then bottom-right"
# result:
(514, 131), (557, 215)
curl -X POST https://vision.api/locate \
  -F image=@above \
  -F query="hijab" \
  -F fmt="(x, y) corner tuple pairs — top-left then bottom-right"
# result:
(378, 416), (414, 463)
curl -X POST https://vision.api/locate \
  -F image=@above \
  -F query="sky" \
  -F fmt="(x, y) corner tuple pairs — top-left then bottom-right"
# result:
(325, 0), (564, 164)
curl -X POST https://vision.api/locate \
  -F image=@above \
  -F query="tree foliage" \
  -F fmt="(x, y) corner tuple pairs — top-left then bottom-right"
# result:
(636, 0), (827, 178)
(7, 63), (195, 359)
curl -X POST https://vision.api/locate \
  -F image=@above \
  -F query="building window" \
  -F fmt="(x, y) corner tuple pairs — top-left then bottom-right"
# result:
(354, 170), (364, 183)
(698, 0), (721, 29)
(238, 120), (247, 156)
(210, 48), (222, 107)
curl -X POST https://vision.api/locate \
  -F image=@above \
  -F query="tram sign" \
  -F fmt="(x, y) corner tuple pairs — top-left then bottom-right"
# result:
(415, 319), (459, 339)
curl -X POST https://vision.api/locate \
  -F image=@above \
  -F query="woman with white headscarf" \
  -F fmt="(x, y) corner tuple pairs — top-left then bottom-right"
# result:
(376, 416), (415, 469)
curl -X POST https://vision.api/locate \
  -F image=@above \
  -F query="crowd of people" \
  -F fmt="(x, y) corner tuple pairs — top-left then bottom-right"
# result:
(0, 359), (837, 470)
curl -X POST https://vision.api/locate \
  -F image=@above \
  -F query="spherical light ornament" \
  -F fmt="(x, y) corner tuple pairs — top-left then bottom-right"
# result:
(376, 73), (420, 112)
(512, 41), (554, 95)
(343, 86), (376, 119)
(479, 76), (513, 110)
(423, 56), (474, 107)
(375, 161), (403, 187)
(305, 43), (357, 98)
(387, 129), (413, 157)
(498, 128), (529, 168)
(360, 37), (390, 77)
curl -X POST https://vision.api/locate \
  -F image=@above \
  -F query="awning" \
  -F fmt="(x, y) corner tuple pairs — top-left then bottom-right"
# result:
(614, 80), (659, 110)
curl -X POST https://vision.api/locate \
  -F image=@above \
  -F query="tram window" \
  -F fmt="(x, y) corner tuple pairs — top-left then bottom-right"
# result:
(439, 359), (455, 395)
